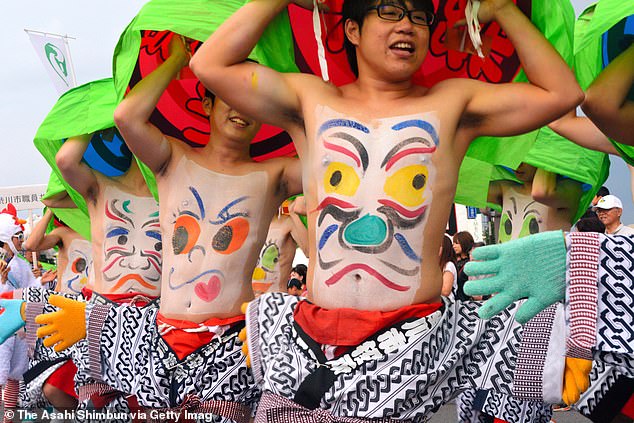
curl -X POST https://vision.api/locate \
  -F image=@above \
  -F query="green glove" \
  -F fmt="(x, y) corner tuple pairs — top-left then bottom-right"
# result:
(0, 299), (26, 344)
(464, 230), (567, 324)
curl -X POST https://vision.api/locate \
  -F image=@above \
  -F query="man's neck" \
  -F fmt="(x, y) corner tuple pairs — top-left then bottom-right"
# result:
(351, 73), (419, 103)
(606, 221), (622, 234)
(203, 139), (252, 165)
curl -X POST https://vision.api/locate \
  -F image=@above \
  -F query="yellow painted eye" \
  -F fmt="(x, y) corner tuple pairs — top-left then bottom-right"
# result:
(383, 164), (428, 207)
(323, 162), (360, 196)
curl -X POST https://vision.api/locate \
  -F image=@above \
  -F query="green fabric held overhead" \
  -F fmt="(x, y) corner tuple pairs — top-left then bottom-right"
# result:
(33, 78), (154, 239)
(34, 78), (118, 232)
(111, 0), (300, 200)
(456, 0), (577, 208)
(42, 171), (91, 240)
(574, 0), (634, 165)
(112, 0), (298, 99)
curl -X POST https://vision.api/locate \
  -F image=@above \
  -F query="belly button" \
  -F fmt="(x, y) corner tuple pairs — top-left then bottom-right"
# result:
(354, 273), (362, 282)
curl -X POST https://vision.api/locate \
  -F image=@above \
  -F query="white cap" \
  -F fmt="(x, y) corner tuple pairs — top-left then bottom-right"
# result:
(595, 194), (623, 210)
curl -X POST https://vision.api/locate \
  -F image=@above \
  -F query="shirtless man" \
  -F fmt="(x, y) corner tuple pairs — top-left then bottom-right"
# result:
(188, 0), (582, 420)
(252, 206), (308, 295)
(37, 35), (301, 420)
(24, 209), (92, 296)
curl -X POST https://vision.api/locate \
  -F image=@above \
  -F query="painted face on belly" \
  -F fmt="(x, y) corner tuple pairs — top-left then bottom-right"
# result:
(313, 107), (439, 308)
(164, 158), (268, 312)
(60, 239), (92, 295)
(498, 186), (548, 243)
(102, 187), (162, 296)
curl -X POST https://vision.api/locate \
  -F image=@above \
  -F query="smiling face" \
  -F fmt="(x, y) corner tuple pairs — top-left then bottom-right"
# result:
(346, 0), (431, 82)
(59, 239), (92, 295)
(100, 187), (162, 296)
(204, 96), (262, 143)
(312, 106), (438, 310)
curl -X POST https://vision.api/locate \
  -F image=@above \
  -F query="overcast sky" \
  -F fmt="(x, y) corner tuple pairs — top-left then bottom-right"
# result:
(1, 0), (631, 223)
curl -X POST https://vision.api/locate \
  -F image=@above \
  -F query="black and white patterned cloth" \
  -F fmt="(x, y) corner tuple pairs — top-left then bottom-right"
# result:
(247, 293), (565, 422)
(81, 300), (259, 423)
(18, 287), (79, 409)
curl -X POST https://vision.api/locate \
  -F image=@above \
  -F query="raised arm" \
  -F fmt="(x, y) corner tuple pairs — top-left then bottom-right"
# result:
(42, 192), (79, 209)
(531, 168), (581, 212)
(288, 196), (309, 257)
(548, 111), (618, 155)
(23, 209), (61, 252)
(189, 0), (307, 132)
(454, 0), (583, 141)
(113, 36), (188, 174)
(582, 44), (634, 146)
(55, 134), (98, 201)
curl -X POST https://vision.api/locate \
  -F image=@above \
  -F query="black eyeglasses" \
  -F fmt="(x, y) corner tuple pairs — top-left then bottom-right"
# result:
(367, 4), (435, 27)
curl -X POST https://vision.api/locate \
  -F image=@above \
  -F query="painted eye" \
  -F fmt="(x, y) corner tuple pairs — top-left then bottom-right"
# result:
(172, 215), (200, 255)
(520, 215), (541, 238)
(212, 217), (249, 255)
(72, 258), (86, 273)
(260, 243), (280, 270)
(154, 242), (162, 252)
(323, 162), (360, 196)
(498, 213), (512, 243)
(117, 235), (128, 245)
(383, 164), (428, 207)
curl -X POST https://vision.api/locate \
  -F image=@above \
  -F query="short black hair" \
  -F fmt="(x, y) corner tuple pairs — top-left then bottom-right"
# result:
(287, 278), (302, 290)
(203, 87), (216, 103)
(576, 216), (605, 233)
(596, 186), (610, 197)
(292, 264), (307, 280)
(342, 0), (435, 77)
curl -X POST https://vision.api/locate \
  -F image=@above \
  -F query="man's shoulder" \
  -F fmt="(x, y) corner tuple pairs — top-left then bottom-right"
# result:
(615, 224), (634, 235)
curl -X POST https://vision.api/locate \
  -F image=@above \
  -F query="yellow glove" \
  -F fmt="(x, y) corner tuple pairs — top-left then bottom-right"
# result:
(35, 294), (86, 352)
(562, 357), (592, 405)
(239, 302), (251, 367)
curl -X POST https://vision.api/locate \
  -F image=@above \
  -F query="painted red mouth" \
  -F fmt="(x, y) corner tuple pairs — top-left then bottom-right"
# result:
(324, 263), (410, 292)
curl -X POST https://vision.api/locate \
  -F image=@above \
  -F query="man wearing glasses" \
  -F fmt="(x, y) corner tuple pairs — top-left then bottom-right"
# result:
(191, 0), (582, 420)
(595, 195), (634, 235)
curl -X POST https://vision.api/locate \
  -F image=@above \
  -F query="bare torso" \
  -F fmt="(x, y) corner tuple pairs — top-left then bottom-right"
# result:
(156, 143), (294, 321)
(55, 228), (92, 295)
(87, 173), (162, 296)
(290, 77), (469, 311)
(251, 215), (297, 295)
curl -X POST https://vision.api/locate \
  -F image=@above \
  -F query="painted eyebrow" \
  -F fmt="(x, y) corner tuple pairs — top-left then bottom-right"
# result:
(106, 227), (129, 238)
(145, 230), (162, 241)
(324, 132), (369, 171)
(142, 218), (160, 228)
(381, 138), (435, 171)
(391, 119), (440, 145)
(106, 200), (134, 226)
(317, 119), (370, 137)
(189, 186), (205, 220)
(523, 201), (541, 219)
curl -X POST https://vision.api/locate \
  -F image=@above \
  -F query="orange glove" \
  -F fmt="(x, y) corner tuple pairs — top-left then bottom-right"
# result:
(35, 294), (86, 352)
(562, 357), (592, 405)
(239, 302), (251, 367)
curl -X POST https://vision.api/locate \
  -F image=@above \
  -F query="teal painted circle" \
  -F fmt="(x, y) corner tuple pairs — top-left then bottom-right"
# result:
(343, 214), (387, 246)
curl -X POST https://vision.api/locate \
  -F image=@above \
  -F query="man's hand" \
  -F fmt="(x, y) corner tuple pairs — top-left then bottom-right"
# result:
(32, 267), (42, 278)
(464, 231), (567, 324)
(168, 34), (191, 68)
(0, 299), (26, 344)
(35, 295), (86, 352)
(41, 270), (57, 285)
(474, 0), (514, 24)
(0, 260), (10, 284)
